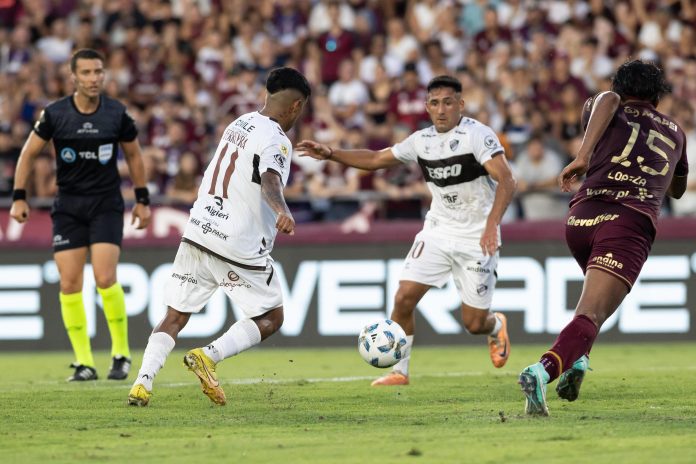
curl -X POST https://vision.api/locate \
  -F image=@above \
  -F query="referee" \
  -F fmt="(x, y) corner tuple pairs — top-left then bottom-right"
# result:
(10, 49), (151, 382)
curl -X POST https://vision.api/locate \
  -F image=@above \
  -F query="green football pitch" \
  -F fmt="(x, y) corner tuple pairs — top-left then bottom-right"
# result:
(1, 343), (695, 463)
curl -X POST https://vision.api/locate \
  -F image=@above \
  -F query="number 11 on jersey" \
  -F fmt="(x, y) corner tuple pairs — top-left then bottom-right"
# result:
(207, 143), (239, 199)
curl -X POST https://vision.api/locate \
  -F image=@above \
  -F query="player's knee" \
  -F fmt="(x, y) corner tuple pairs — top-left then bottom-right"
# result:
(393, 292), (418, 314)
(94, 274), (117, 289)
(59, 279), (82, 294)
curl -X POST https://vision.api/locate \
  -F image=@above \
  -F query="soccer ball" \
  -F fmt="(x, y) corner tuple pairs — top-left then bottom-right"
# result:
(358, 319), (409, 368)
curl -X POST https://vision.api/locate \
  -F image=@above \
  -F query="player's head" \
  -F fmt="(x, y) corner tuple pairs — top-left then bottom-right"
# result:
(425, 75), (464, 133)
(265, 67), (311, 130)
(70, 48), (105, 99)
(610, 60), (671, 106)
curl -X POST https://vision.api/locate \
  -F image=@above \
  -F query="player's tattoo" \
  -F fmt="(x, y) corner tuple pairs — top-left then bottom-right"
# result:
(260, 171), (289, 215)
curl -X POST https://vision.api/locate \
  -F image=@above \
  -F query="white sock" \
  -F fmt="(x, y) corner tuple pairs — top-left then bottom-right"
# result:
(392, 335), (414, 376)
(489, 313), (503, 337)
(133, 332), (175, 391)
(203, 319), (262, 363)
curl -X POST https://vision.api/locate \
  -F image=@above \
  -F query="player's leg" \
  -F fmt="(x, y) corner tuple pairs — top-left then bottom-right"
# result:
(89, 201), (129, 379)
(129, 242), (217, 406)
(371, 280), (431, 386)
(90, 242), (131, 379)
(183, 258), (282, 405)
(520, 269), (628, 415)
(452, 246), (508, 367)
(373, 233), (450, 386)
(55, 247), (96, 381)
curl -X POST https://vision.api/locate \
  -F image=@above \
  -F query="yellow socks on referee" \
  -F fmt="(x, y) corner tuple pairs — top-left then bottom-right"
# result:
(60, 291), (94, 368)
(98, 282), (130, 358)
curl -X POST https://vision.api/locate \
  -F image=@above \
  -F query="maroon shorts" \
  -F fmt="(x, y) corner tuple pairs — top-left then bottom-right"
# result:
(565, 200), (655, 290)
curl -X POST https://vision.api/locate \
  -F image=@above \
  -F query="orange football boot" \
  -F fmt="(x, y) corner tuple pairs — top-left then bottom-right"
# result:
(487, 312), (510, 368)
(371, 371), (409, 386)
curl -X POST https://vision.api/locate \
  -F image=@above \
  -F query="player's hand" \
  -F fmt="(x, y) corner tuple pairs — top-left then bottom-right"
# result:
(131, 203), (151, 230)
(480, 223), (499, 256)
(295, 140), (332, 160)
(559, 158), (589, 192)
(10, 200), (30, 223)
(276, 211), (295, 235)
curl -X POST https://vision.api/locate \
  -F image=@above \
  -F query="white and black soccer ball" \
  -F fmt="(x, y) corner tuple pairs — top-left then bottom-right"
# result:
(358, 319), (409, 368)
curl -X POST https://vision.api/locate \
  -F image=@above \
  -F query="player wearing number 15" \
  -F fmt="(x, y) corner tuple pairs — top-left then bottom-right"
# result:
(519, 60), (689, 416)
(128, 67), (310, 406)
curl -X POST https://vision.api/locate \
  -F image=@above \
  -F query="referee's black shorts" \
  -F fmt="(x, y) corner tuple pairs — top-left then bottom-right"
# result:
(51, 191), (124, 252)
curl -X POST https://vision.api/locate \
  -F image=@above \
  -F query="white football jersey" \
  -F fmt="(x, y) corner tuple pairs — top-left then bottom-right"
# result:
(392, 117), (504, 241)
(183, 112), (292, 266)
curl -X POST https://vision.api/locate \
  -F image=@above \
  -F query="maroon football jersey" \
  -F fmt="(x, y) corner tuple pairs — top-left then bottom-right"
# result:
(571, 99), (689, 223)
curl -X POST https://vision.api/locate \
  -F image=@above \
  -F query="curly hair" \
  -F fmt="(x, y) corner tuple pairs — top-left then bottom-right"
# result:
(610, 59), (672, 106)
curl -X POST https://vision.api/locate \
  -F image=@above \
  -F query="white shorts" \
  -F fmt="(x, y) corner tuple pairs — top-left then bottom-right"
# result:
(400, 230), (498, 309)
(164, 241), (282, 318)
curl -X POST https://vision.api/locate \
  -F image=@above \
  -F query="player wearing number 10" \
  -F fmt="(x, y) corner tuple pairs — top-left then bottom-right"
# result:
(519, 60), (689, 416)
(128, 67), (310, 406)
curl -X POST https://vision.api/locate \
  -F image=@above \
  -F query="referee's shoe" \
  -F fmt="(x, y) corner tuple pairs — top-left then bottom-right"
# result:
(108, 356), (132, 380)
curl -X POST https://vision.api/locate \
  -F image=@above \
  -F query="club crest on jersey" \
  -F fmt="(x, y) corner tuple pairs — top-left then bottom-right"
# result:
(449, 139), (459, 151)
(484, 135), (498, 149)
(98, 144), (113, 164)
(274, 153), (286, 169)
(60, 147), (77, 163)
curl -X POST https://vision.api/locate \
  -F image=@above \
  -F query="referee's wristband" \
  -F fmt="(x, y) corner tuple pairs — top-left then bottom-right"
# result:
(12, 189), (27, 201)
(134, 187), (150, 206)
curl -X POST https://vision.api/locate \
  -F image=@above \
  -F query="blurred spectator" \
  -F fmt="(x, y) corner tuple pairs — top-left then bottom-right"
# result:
(165, 151), (200, 205)
(671, 101), (696, 216)
(388, 62), (428, 132)
(316, 1), (356, 85)
(328, 58), (369, 129)
(358, 34), (402, 85)
(513, 134), (566, 220)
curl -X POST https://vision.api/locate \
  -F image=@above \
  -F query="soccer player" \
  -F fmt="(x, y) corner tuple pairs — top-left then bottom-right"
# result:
(10, 49), (151, 382)
(519, 60), (689, 416)
(297, 75), (517, 386)
(127, 67), (310, 407)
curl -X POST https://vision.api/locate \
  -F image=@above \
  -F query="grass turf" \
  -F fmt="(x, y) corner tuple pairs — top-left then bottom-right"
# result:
(1, 343), (695, 463)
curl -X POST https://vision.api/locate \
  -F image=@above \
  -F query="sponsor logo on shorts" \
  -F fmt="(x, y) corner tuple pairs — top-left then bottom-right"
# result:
(567, 213), (620, 227)
(218, 275), (251, 289)
(466, 261), (490, 274)
(476, 284), (488, 296)
(172, 272), (197, 286)
(205, 206), (229, 220)
(53, 234), (70, 246)
(590, 252), (623, 270)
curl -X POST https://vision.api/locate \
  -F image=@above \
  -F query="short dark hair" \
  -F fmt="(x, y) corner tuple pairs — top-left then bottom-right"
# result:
(70, 48), (105, 72)
(610, 59), (672, 106)
(427, 75), (462, 94)
(266, 67), (311, 99)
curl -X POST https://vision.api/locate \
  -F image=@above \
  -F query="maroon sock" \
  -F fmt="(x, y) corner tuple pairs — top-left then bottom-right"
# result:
(540, 315), (598, 382)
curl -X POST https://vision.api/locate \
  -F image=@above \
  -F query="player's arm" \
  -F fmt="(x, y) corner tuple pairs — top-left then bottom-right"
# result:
(667, 175), (687, 199)
(481, 153), (517, 256)
(9, 131), (49, 224)
(261, 170), (295, 235)
(296, 140), (402, 171)
(121, 139), (151, 229)
(559, 91), (621, 192)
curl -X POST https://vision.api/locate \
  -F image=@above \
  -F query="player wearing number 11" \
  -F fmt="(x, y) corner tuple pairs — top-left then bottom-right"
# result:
(519, 60), (689, 416)
(128, 67), (310, 406)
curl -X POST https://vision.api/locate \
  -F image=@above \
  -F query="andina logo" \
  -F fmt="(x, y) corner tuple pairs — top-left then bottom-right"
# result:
(172, 272), (197, 286)
(590, 253), (623, 270)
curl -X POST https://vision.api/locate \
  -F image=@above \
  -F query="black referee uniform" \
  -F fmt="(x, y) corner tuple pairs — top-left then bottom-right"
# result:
(33, 95), (138, 251)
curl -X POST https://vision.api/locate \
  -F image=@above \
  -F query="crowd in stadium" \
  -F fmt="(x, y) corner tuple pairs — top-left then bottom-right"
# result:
(1, 0), (695, 222)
